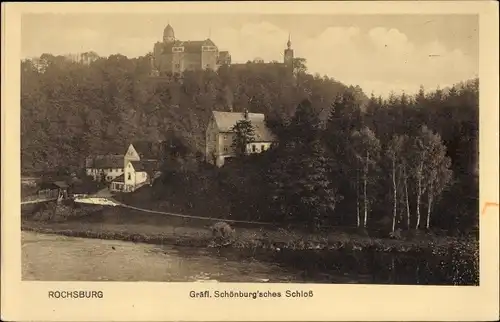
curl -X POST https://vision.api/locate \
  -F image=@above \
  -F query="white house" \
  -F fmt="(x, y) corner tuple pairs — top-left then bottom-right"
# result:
(205, 110), (277, 167)
(85, 155), (124, 182)
(110, 141), (163, 193)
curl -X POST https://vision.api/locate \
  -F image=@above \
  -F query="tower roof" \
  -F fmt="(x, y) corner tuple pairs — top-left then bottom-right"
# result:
(163, 24), (175, 40)
(287, 33), (291, 48)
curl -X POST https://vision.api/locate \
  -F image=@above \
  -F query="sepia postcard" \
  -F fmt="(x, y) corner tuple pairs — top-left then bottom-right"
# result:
(2, 1), (499, 321)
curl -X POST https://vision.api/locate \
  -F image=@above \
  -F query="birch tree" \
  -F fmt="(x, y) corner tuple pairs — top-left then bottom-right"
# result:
(412, 125), (453, 229)
(351, 126), (381, 228)
(386, 134), (407, 232)
(424, 133), (453, 229)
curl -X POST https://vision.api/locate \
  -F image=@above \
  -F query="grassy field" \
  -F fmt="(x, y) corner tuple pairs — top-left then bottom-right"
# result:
(22, 204), (479, 257)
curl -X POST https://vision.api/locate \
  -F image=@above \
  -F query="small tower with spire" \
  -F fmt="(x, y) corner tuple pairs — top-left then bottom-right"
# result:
(283, 33), (294, 73)
(163, 23), (175, 43)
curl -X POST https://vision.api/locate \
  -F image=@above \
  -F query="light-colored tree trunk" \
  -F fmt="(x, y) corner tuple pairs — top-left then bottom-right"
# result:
(363, 152), (369, 228)
(356, 169), (360, 228)
(391, 158), (397, 232)
(403, 166), (410, 229)
(416, 178), (422, 229)
(426, 182), (434, 229)
(415, 161), (424, 229)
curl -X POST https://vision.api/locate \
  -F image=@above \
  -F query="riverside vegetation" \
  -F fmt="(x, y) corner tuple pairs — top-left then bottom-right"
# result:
(22, 53), (479, 284)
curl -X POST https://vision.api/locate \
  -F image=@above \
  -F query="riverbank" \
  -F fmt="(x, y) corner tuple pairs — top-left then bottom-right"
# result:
(21, 206), (478, 257)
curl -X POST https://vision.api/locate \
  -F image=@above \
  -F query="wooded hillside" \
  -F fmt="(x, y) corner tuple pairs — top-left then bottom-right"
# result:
(21, 53), (364, 173)
(21, 53), (479, 234)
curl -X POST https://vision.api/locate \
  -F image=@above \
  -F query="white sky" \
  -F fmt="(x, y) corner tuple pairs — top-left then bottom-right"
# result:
(21, 13), (478, 97)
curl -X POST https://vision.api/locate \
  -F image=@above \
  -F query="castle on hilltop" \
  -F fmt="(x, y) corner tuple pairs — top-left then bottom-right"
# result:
(150, 24), (294, 76)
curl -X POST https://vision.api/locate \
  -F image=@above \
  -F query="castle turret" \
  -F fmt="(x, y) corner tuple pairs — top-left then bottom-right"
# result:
(284, 33), (294, 72)
(163, 24), (175, 43)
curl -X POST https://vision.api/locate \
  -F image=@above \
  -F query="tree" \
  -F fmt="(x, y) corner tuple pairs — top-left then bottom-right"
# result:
(350, 126), (381, 228)
(424, 133), (453, 229)
(386, 134), (407, 232)
(231, 111), (255, 157)
(267, 140), (341, 230)
(411, 125), (453, 229)
(293, 57), (307, 74)
(288, 99), (322, 145)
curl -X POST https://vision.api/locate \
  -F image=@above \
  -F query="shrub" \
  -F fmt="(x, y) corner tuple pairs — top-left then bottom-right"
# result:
(210, 221), (236, 246)
(389, 228), (403, 240)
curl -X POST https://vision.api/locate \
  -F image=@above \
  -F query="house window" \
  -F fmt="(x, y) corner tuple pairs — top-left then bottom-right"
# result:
(128, 173), (131, 180)
(261, 145), (265, 151)
(224, 147), (228, 152)
(107, 176), (112, 181)
(252, 144), (256, 152)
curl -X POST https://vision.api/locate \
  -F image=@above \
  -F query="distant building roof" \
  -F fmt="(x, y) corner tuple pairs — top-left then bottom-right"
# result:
(211, 111), (277, 142)
(86, 155), (123, 169)
(71, 180), (100, 194)
(39, 180), (69, 190)
(131, 141), (165, 160)
(130, 160), (161, 172)
(159, 39), (217, 54)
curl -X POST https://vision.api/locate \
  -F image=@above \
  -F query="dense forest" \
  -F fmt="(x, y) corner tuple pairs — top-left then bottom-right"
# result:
(21, 53), (365, 172)
(21, 53), (479, 236)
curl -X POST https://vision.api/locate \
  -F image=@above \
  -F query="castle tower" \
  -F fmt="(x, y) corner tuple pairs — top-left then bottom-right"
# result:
(149, 54), (159, 77)
(283, 33), (294, 72)
(163, 24), (175, 43)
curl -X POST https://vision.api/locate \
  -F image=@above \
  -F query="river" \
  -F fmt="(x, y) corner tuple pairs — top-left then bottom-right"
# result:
(21, 231), (478, 285)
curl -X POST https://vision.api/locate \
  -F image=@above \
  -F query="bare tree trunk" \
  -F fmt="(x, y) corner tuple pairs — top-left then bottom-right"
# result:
(363, 152), (369, 228)
(356, 169), (360, 228)
(426, 183), (433, 229)
(391, 159), (397, 232)
(415, 161), (424, 229)
(416, 178), (421, 229)
(403, 166), (410, 230)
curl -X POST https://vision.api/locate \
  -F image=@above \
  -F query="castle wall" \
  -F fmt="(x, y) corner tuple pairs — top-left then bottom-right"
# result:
(183, 53), (202, 71)
(172, 52), (185, 74)
(202, 50), (218, 70)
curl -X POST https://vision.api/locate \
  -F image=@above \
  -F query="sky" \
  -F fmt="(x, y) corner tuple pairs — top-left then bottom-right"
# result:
(21, 13), (479, 97)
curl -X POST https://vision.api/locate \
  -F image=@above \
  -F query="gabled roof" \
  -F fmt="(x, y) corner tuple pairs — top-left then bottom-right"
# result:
(159, 39), (217, 54)
(71, 180), (101, 194)
(86, 155), (123, 169)
(112, 174), (124, 183)
(130, 160), (161, 172)
(252, 122), (277, 142)
(39, 180), (69, 190)
(212, 111), (265, 132)
(130, 141), (165, 160)
(211, 111), (277, 142)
